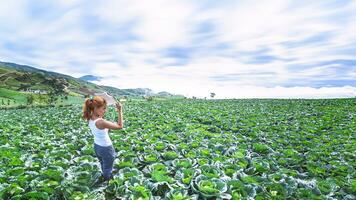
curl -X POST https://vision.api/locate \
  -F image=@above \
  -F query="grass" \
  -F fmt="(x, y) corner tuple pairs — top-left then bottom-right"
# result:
(0, 87), (27, 104)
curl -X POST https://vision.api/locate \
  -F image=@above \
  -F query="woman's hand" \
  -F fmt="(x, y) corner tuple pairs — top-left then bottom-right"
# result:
(115, 102), (122, 111)
(115, 101), (124, 129)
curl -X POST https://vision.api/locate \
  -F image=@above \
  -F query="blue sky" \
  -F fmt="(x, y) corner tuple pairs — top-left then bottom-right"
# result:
(0, 0), (355, 98)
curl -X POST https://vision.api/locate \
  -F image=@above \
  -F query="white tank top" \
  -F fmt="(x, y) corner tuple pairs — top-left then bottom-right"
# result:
(88, 118), (113, 147)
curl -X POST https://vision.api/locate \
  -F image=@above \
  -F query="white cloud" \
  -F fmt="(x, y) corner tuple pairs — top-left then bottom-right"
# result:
(0, 0), (355, 98)
(93, 0), (196, 49)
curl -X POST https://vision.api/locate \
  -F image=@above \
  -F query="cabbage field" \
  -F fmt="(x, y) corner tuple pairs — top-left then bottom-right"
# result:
(0, 99), (355, 199)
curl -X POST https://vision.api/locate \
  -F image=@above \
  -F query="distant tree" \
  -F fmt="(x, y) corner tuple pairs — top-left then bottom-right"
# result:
(38, 95), (46, 104)
(26, 95), (34, 105)
(146, 96), (154, 101)
(15, 73), (32, 82)
(18, 83), (31, 91)
(210, 93), (216, 98)
(44, 78), (69, 105)
(47, 92), (58, 105)
(121, 95), (130, 102)
(1, 99), (4, 105)
(7, 99), (10, 105)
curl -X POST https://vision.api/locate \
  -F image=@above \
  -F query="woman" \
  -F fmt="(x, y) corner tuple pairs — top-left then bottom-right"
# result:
(82, 96), (123, 181)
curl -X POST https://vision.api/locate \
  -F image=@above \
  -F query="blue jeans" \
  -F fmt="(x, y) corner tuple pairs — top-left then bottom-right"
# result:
(94, 143), (116, 180)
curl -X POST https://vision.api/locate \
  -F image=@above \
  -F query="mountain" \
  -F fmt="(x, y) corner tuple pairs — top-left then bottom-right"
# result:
(0, 61), (76, 80)
(79, 75), (102, 82)
(0, 61), (102, 97)
(0, 61), (184, 100)
(101, 86), (154, 96)
(157, 91), (174, 97)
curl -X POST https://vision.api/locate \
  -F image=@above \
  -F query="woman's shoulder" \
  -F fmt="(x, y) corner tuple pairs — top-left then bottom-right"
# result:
(91, 117), (107, 126)
(90, 117), (103, 122)
(93, 118), (108, 130)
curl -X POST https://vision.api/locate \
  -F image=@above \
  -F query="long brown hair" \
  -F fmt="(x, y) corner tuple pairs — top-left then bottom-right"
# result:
(82, 96), (107, 121)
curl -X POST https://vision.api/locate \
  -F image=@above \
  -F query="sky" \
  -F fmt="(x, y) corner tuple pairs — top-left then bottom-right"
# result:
(0, 0), (355, 98)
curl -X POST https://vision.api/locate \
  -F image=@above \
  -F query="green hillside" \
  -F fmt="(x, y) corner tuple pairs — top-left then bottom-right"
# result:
(0, 61), (185, 107)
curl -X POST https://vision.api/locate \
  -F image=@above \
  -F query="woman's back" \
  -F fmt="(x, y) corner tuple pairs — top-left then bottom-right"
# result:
(89, 118), (112, 147)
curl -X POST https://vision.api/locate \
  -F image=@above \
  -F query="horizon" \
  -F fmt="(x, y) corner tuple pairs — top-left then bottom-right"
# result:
(0, 0), (355, 98)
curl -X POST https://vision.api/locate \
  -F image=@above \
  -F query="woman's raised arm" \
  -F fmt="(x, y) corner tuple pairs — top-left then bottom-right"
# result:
(96, 119), (123, 130)
(96, 102), (124, 130)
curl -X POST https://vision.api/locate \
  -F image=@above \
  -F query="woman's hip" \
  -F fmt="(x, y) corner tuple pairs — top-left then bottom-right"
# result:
(94, 143), (116, 158)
